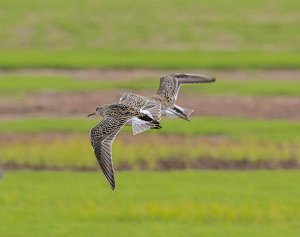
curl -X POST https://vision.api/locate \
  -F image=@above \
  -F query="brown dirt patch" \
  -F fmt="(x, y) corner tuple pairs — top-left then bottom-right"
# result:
(156, 158), (300, 170)
(3, 158), (300, 172)
(1, 68), (300, 81)
(1, 68), (299, 120)
(0, 132), (225, 146)
(0, 133), (74, 144)
(177, 93), (300, 120)
(0, 91), (123, 119)
(0, 91), (299, 120)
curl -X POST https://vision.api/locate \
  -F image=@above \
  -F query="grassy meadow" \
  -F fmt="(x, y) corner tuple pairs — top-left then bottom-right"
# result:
(0, 51), (299, 69)
(1, 117), (300, 169)
(1, 116), (300, 140)
(1, 74), (300, 96)
(1, 171), (299, 237)
(0, 0), (300, 236)
(1, 0), (300, 52)
(1, 73), (299, 236)
(0, 0), (300, 69)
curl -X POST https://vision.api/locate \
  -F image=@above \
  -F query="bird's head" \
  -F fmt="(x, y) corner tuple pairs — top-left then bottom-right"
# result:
(87, 105), (106, 117)
(119, 93), (128, 102)
(119, 92), (134, 102)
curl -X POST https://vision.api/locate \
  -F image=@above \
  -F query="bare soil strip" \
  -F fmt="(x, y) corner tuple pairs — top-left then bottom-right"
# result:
(1, 69), (299, 120)
(3, 158), (299, 172)
(1, 91), (299, 120)
(1, 68), (300, 81)
(0, 133), (224, 145)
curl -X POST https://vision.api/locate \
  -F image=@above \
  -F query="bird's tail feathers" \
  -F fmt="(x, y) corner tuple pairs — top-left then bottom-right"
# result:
(132, 122), (151, 135)
(182, 107), (194, 117)
(144, 104), (161, 121)
(131, 117), (161, 135)
(166, 105), (194, 121)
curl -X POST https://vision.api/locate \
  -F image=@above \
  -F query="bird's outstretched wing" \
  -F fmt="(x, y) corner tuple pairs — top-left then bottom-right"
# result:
(156, 73), (216, 107)
(90, 117), (128, 190)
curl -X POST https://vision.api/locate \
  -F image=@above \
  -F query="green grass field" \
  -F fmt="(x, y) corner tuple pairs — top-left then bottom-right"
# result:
(1, 117), (299, 142)
(0, 51), (299, 69)
(1, 74), (300, 96)
(1, 117), (299, 169)
(0, 171), (299, 237)
(1, 134), (299, 170)
(1, 0), (300, 69)
(1, 1), (299, 236)
(1, 0), (300, 52)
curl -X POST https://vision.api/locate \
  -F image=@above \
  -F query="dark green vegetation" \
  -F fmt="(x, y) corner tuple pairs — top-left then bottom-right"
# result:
(0, 51), (299, 69)
(1, 0), (300, 69)
(1, 171), (299, 237)
(1, 74), (300, 96)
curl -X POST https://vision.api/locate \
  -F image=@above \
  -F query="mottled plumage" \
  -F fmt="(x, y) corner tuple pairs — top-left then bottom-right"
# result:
(89, 73), (215, 190)
(119, 93), (161, 135)
(89, 103), (154, 190)
(151, 73), (216, 120)
(119, 93), (161, 121)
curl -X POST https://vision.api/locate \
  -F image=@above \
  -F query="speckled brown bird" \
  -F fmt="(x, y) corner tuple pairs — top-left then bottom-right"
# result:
(119, 92), (161, 135)
(151, 73), (216, 120)
(88, 100), (161, 190)
(119, 73), (216, 135)
(88, 73), (215, 190)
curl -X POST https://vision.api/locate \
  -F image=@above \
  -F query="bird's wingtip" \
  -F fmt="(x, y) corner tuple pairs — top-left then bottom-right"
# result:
(110, 183), (115, 190)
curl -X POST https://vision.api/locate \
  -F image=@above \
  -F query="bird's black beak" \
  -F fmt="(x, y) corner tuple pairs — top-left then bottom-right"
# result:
(87, 112), (96, 117)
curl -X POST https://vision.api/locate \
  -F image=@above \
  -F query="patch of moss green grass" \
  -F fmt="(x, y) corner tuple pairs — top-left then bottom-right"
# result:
(1, 0), (300, 69)
(0, 117), (299, 142)
(0, 117), (299, 169)
(0, 51), (299, 69)
(0, 171), (299, 237)
(1, 75), (300, 96)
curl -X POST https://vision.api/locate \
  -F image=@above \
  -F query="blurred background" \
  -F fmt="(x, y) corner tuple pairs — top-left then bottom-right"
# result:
(0, 0), (299, 236)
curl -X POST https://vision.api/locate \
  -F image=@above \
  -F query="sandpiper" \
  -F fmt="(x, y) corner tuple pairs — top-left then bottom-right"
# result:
(151, 73), (216, 120)
(119, 73), (216, 135)
(88, 100), (161, 190)
(89, 73), (215, 189)
(119, 92), (161, 135)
